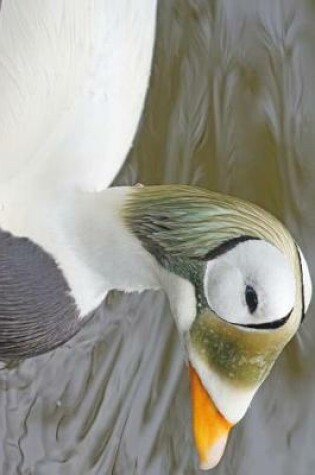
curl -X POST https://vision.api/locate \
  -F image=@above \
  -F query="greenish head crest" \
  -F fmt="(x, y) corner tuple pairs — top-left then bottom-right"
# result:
(122, 185), (295, 262)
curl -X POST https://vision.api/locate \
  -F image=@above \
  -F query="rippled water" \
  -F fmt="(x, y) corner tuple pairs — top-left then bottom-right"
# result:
(1, 0), (315, 474)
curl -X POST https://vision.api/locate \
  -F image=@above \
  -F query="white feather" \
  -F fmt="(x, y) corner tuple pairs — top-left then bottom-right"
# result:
(0, 0), (157, 191)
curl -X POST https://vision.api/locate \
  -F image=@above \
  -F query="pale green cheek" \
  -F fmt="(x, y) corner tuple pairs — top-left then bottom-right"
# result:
(189, 314), (281, 387)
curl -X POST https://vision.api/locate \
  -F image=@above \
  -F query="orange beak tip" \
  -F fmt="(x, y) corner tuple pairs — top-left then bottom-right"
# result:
(189, 365), (232, 471)
(199, 435), (228, 470)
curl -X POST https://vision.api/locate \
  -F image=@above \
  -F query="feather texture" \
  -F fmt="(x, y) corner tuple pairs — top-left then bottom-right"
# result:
(0, 0), (157, 192)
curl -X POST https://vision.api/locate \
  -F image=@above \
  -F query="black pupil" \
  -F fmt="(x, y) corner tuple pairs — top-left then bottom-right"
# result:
(245, 285), (258, 313)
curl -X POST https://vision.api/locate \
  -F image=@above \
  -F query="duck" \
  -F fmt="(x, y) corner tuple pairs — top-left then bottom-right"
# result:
(0, 0), (312, 470)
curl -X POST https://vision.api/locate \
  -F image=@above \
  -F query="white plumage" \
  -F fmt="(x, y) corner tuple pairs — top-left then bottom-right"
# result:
(0, 0), (157, 191)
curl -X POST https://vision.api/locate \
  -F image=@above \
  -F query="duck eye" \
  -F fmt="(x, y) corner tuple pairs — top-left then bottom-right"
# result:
(245, 285), (258, 313)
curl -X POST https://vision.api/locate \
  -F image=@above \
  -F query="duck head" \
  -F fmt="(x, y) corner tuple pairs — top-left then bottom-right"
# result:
(124, 185), (312, 470)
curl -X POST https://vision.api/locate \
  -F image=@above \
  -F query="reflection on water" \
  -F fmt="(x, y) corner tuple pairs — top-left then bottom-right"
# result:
(1, 0), (315, 473)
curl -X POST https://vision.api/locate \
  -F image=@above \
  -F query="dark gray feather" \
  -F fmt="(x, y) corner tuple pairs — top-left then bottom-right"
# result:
(0, 230), (83, 360)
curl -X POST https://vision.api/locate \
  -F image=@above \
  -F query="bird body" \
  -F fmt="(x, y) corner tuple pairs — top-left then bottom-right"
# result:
(0, 0), (312, 470)
(0, 0), (159, 340)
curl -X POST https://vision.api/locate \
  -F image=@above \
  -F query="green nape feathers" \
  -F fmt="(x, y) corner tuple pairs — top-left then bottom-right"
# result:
(123, 185), (296, 261)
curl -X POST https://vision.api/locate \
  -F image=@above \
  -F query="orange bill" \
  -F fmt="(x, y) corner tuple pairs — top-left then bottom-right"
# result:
(189, 365), (233, 470)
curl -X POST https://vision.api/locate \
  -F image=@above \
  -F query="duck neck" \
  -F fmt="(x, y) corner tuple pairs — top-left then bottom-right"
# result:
(69, 186), (198, 334)
(71, 187), (163, 301)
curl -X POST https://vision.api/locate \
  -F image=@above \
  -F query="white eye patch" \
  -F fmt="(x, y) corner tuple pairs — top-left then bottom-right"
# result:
(204, 240), (295, 327)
